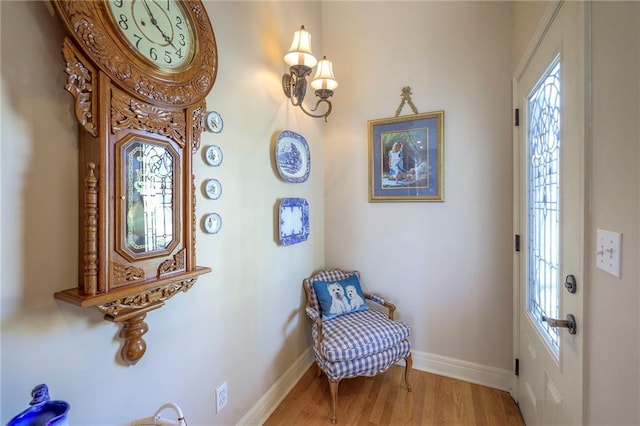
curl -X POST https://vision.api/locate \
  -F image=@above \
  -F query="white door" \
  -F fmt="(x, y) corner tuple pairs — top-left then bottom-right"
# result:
(514, 1), (587, 424)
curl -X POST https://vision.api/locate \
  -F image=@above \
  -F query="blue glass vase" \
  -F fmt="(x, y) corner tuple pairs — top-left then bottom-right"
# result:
(7, 384), (69, 426)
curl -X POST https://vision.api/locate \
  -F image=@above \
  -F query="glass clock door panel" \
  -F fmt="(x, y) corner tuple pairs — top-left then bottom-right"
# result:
(120, 136), (180, 259)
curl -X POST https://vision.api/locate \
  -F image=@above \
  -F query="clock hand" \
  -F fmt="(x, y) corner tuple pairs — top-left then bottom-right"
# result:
(141, 0), (156, 22)
(141, 0), (179, 52)
(161, 33), (179, 52)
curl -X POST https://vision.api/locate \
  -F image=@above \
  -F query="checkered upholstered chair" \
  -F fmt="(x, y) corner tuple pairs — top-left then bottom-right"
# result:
(303, 268), (412, 424)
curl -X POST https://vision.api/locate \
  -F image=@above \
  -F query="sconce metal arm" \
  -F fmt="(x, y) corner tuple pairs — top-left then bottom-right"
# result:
(282, 66), (334, 121)
(282, 65), (311, 106)
(299, 96), (333, 122)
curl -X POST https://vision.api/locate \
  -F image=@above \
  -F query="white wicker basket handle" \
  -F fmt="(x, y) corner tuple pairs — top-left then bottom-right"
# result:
(130, 403), (186, 426)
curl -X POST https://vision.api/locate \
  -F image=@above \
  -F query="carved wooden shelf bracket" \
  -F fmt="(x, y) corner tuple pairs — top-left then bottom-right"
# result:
(55, 269), (209, 365)
(117, 314), (149, 366)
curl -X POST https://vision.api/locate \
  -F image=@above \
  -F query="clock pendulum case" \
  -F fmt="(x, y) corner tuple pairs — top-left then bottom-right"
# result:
(50, 0), (217, 365)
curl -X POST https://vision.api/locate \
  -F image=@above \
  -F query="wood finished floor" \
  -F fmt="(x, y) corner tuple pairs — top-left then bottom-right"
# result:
(264, 365), (524, 425)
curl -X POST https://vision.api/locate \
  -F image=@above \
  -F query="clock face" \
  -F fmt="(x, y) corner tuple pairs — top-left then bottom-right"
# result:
(106, 0), (194, 71)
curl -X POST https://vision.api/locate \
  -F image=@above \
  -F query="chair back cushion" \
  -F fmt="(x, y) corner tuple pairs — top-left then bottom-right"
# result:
(304, 269), (360, 314)
(312, 274), (368, 321)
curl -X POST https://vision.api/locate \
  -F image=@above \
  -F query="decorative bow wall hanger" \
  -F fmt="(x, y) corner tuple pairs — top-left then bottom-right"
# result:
(395, 86), (420, 117)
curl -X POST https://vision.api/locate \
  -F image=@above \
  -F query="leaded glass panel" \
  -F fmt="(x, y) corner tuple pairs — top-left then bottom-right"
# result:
(125, 140), (174, 254)
(527, 57), (561, 353)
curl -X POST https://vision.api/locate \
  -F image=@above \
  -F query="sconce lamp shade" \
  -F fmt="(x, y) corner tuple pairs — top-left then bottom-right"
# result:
(310, 56), (338, 91)
(282, 26), (336, 120)
(284, 25), (317, 68)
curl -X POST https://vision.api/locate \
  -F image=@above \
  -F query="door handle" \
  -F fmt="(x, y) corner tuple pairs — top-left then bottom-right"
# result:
(542, 314), (577, 335)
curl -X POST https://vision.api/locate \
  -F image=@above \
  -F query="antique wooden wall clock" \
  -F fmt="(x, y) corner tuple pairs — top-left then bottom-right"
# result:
(50, 0), (217, 365)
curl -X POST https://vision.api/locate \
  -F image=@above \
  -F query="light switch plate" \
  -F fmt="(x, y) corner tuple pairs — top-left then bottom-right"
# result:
(596, 228), (622, 278)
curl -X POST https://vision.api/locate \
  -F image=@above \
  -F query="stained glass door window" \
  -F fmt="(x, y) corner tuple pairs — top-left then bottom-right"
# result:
(527, 57), (561, 354)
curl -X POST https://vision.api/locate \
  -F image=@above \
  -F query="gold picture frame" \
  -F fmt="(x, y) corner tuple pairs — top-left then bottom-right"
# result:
(368, 111), (444, 202)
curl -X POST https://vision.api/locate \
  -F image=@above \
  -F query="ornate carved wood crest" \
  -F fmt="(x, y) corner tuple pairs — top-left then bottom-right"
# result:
(53, 1), (217, 108)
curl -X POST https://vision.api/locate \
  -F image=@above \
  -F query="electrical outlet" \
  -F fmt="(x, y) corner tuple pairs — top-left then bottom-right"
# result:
(216, 382), (228, 413)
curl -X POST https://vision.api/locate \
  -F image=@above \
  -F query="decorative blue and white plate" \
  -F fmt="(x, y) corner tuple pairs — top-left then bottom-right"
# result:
(275, 130), (310, 183)
(278, 198), (309, 246)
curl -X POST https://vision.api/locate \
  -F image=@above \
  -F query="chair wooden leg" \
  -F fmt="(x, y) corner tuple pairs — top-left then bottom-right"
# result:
(315, 362), (323, 378)
(329, 378), (339, 424)
(404, 353), (413, 392)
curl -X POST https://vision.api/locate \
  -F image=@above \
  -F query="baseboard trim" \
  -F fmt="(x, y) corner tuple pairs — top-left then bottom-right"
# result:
(409, 350), (513, 392)
(238, 348), (513, 424)
(237, 348), (314, 425)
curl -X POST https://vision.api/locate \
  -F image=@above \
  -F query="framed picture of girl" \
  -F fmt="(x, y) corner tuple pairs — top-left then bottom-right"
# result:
(368, 111), (444, 202)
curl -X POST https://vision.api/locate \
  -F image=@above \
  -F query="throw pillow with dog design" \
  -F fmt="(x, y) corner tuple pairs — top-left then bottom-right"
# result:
(312, 274), (368, 321)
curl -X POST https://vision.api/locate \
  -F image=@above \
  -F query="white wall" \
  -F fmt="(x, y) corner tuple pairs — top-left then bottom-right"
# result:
(511, 1), (550, 72)
(1, 1), (323, 424)
(322, 2), (514, 372)
(587, 2), (640, 424)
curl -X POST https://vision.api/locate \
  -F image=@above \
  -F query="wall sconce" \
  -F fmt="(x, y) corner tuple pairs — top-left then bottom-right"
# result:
(282, 26), (338, 121)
